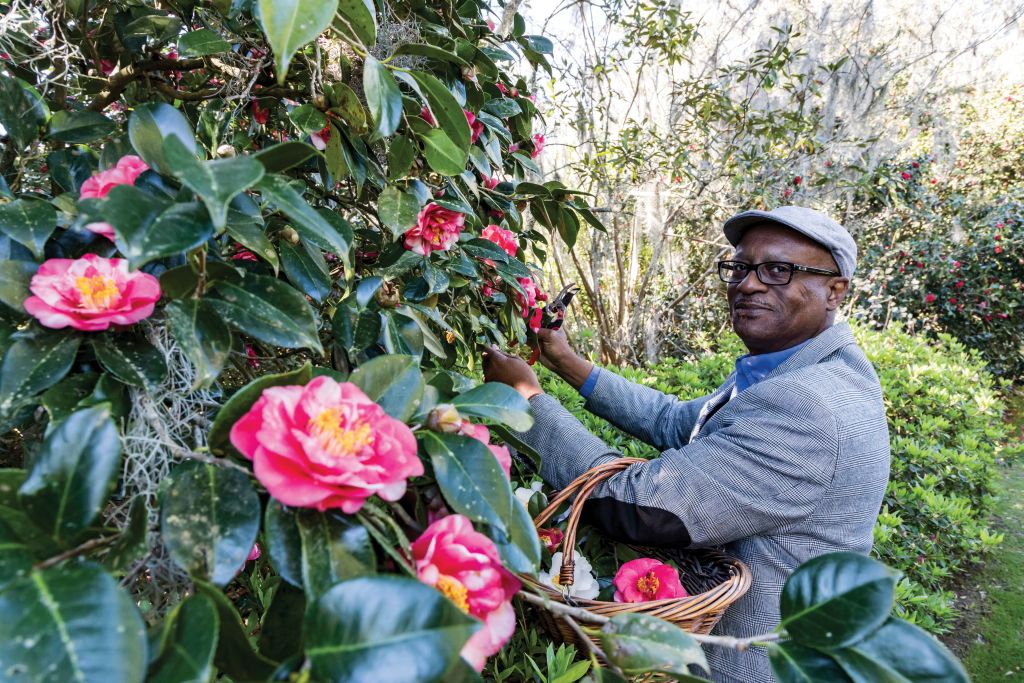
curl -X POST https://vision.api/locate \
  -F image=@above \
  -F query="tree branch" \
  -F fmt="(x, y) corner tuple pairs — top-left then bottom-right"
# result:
(87, 57), (207, 111)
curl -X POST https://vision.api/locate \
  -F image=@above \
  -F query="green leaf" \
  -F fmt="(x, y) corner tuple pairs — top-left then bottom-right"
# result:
(0, 564), (146, 683)
(420, 128), (469, 175)
(421, 432), (512, 533)
(780, 551), (898, 649)
(297, 509), (375, 601)
(164, 299), (234, 389)
(39, 372), (98, 423)
(208, 362), (313, 456)
(148, 594), (219, 683)
(257, 584), (306, 662)
(348, 354), (424, 422)
(387, 135), (416, 180)
(0, 259), (37, 312)
(769, 642), (852, 683)
(363, 55), (402, 139)
(0, 198), (57, 259)
(377, 186), (421, 239)
(128, 103), (196, 174)
(177, 28), (232, 57)
(161, 460), (260, 587)
(49, 110), (116, 144)
(522, 35), (555, 55)
(162, 136), (265, 230)
(194, 580), (279, 679)
(289, 103), (328, 134)
(452, 382), (533, 431)
(0, 515), (32, 589)
(279, 241), (331, 303)
(102, 186), (214, 270)
(103, 496), (149, 573)
(0, 75), (49, 149)
(209, 273), (323, 352)
(92, 334), (168, 391)
(830, 617), (968, 683)
(257, 175), (351, 259)
(482, 98), (522, 119)
(253, 141), (318, 173)
(599, 613), (709, 678)
(305, 576), (478, 682)
(401, 71), (471, 151)
(380, 311), (423, 359)
(334, 0), (377, 48)
(225, 220), (279, 272)
(0, 334), (81, 419)
(265, 500), (304, 588)
(258, 0), (339, 83)
(485, 491), (541, 574)
(18, 405), (121, 545)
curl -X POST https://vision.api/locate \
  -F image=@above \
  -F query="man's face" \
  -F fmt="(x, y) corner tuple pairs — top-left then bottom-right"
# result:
(727, 224), (848, 354)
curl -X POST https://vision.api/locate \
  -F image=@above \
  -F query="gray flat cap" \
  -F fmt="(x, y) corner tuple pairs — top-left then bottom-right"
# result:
(723, 206), (857, 278)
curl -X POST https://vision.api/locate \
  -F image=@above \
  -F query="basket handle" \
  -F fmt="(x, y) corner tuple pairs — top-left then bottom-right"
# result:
(532, 457), (646, 586)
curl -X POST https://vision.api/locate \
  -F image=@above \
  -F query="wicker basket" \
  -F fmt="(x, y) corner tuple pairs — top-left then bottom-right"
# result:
(520, 458), (752, 650)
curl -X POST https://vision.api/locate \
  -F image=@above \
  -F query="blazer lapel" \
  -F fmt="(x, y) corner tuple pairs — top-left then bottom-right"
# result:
(688, 377), (736, 443)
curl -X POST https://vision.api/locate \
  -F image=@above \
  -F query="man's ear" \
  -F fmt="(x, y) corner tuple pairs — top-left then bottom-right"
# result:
(825, 277), (850, 310)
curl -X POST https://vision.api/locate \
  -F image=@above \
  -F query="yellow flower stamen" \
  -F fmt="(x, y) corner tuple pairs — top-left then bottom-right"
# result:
(436, 575), (469, 613)
(75, 274), (119, 310)
(636, 572), (660, 599)
(309, 407), (375, 459)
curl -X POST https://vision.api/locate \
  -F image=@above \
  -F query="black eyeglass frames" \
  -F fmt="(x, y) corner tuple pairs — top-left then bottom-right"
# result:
(717, 260), (840, 286)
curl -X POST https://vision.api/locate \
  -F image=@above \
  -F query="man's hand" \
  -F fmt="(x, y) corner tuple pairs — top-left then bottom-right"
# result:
(535, 329), (594, 391)
(482, 346), (543, 401)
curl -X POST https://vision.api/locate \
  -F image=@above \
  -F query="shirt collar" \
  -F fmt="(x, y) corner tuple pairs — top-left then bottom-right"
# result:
(733, 337), (814, 393)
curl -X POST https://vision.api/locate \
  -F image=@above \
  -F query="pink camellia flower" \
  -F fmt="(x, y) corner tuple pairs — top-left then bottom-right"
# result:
(955, 280), (965, 289)
(508, 143), (520, 154)
(515, 277), (548, 333)
(481, 279), (500, 297)
(994, 246), (1003, 254)
(466, 110), (485, 143)
(924, 293), (936, 303)
(24, 254), (160, 331)
(481, 224), (517, 265)
(412, 515), (521, 671)
(229, 376), (423, 513)
(247, 543), (262, 561)
(912, 161), (920, 168)
(793, 175), (802, 186)
(486, 19), (496, 31)
(419, 105), (436, 127)
(901, 171), (912, 180)
(251, 100), (269, 125)
(310, 124), (331, 151)
(79, 155), (151, 240)
(538, 527), (563, 553)
(530, 134), (545, 159)
(496, 82), (508, 95)
(613, 558), (688, 603)
(403, 203), (465, 256)
(481, 175), (501, 190)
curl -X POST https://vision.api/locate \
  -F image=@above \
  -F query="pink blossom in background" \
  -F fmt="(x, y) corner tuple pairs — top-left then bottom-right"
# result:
(537, 527), (563, 553)
(78, 155), (150, 240)
(481, 175), (501, 190)
(925, 293), (936, 303)
(496, 82), (508, 95)
(310, 124), (331, 150)
(466, 110), (485, 143)
(530, 133), (545, 159)
(458, 421), (511, 478)
(403, 203), (465, 255)
(247, 544), (261, 561)
(515, 277), (548, 333)
(613, 558), (688, 602)
(507, 143), (519, 154)
(420, 105), (436, 127)
(412, 515), (521, 671)
(229, 376), (423, 513)
(24, 254), (160, 331)
(901, 171), (912, 180)
(251, 100), (269, 125)
(482, 224), (517, 258)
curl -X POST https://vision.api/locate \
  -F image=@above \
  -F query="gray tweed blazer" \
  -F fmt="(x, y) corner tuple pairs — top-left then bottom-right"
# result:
(516, 322), (891, 683)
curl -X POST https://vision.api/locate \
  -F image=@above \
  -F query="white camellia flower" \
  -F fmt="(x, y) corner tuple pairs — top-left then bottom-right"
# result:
(514, 480), (544, 508)
(538, 550), (600, 600)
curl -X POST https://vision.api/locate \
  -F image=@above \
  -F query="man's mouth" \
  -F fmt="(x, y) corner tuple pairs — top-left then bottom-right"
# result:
(734, 301), (773, 311)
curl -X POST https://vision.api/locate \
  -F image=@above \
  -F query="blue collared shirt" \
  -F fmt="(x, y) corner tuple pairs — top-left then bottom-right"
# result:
(578, 338), (813, 399)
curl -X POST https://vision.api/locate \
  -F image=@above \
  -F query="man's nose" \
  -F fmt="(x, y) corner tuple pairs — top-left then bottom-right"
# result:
(736, 267), (767, 293)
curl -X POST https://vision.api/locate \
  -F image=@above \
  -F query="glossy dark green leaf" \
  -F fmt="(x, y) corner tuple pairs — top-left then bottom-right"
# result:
(225, 220), (279, 271)
(0, 259), (37, 312)
(421, 432), (512, 533)
(780, 551), (898, 649)
(209, 274), (322, 352)
(265, 500), (304, 588)
(103, 496), (148, 573)
(39, 372), (98, 423)
(599, 613), (709, 678)
(208, 362), (313, 456)
(769, 642), (852, 683)
(128, 103), (196, 174)
(257, 175), (351, 259)
(164, 299), (234, 389)
(49, 110), (116, 144)
(420, 128), (469, 175)
(253, 141), (319, 173)
(161, 460), (260, 587)
(0, 517), (32, 589)
(297, 509), (375, 601)
(485, 491), (541, 573)
(452, 382), (533, 431)
(387, 135), (417, 180)
(334, 0), (377, 48)
(348, 354), (424, 421)
(0, 198), (57, 259)
(522, 34), (555, 55)
(0, 334), (81, 418)
(148, 594), (219, 683)
(279, 241), (331, 303)
(355, 276), (382, 308)
(194, 580), (279, 679)
(257, 584), (306, 662)
(377, 186), (421, 239)
(163, 136), (265, 229)
(305, 576), (478, 683)
(92, 334), (168, 391)
(482, 98), (522, 119)
(830, 617), (968, 683)
(102, 187), (214, 269)
(258, 0), (339, 83)
(363, 55), (402, 139)
(289, 103), (328, 134)
(177, 28), (232, 56)
(401, 71), (471, 151)
(0, 76), (49, 149)
(0, 564), (146, 683)
(380, 310), (424, 360)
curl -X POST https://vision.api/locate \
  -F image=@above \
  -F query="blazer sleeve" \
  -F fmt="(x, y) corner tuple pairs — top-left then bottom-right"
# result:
(516, 384), (839, 548)
(581, 367), (717, 451)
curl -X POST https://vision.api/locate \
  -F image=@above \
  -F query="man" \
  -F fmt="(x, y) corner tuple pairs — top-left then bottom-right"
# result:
(482, 206), (891, 682)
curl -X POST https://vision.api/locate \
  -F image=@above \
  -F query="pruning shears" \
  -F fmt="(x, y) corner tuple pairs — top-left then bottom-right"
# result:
(527, 283), (579, 365)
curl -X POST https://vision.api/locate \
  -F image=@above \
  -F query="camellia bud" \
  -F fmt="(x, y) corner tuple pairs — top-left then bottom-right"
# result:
(280, 226), (300, 244)
(375, 280), (400, 308)
(425, 404), (464, 433)
(461, 64), (478, 82)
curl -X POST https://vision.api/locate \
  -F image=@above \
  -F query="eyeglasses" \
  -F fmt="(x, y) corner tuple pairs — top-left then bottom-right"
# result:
(717, 260), (840, 286)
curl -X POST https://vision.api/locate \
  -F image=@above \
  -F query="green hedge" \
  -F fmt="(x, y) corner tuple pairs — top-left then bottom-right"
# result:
(534, 323), (1022, 633)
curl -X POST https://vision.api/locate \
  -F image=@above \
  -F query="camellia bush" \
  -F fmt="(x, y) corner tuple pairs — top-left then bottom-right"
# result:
(0, 1), (975, 681)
